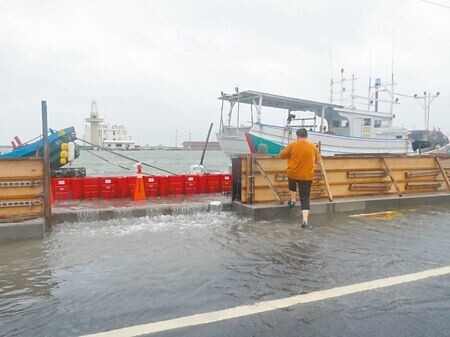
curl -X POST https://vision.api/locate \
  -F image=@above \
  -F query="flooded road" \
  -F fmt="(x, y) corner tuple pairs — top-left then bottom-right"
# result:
(1, 204), (450, 336)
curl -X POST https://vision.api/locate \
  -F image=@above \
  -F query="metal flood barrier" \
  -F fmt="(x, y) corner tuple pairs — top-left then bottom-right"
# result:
(0, 158), (44, 222)
(233, 154), (450, 204)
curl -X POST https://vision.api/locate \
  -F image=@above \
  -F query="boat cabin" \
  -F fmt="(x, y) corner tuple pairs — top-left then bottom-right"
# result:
(219, 90), (408, 140)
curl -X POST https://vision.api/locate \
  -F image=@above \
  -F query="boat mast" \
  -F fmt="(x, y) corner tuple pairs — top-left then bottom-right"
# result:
(219, 92), (225, 132)
(329, 42), (334, 104)
(235, 87), (240, 128)
(351, 74), (356, 109)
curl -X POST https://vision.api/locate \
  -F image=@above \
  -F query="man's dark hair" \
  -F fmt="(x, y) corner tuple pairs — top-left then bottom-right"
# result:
(296, 128), (308, 138)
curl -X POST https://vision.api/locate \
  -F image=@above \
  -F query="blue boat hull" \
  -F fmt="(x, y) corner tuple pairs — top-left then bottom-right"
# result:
(0, 127), (80, 169)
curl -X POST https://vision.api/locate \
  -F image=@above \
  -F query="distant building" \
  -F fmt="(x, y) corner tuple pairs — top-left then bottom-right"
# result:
(99, 124), (136, 150)
(84, 100), (136, 150)
(182, 141), (221, 150)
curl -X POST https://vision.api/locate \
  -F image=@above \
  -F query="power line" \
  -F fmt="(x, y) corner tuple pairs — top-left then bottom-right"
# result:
(420, 0), (450, 9)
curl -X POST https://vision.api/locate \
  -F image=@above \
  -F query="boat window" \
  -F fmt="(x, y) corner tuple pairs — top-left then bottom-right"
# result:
(363, 118), (371, 126)
(332, 120), (349, 128)
(374, 120), (382, 128)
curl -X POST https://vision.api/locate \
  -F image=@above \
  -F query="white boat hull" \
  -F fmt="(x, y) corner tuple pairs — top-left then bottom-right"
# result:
(249, 124), (415, 155)
(216, 126), (251, 156)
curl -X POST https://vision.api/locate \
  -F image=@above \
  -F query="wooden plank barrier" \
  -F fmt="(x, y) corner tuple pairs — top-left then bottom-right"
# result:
(239, 154), (450, 204)
(0, 158), (44, 222)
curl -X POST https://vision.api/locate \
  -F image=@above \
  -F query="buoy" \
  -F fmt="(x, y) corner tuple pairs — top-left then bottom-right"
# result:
(67, 142), (75, 162)
(133, 162), (146, 201)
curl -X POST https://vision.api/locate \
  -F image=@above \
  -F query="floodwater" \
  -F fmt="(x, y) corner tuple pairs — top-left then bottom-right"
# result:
(2, 150), (450, 336)
(1, 203), (450, 337)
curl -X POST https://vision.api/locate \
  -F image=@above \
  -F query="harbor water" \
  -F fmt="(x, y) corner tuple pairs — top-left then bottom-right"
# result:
(72, 149), (231, 176)
(1, 150), (450, 336)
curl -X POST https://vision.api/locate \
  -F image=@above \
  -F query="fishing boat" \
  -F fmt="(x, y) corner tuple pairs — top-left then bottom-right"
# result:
(216, 67), (450, 156)
(0, 126), (81, 169)
(217, 89), (414, 156)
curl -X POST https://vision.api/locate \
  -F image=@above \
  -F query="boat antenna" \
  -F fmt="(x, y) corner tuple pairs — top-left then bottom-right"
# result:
(329, 41), (334, 103)
(351, 74), (357, 109)
(368, 45), (373, 111)
(235, 87), (240, 128)
(390, 26), (395, 115)
(340, 68), (345, 106)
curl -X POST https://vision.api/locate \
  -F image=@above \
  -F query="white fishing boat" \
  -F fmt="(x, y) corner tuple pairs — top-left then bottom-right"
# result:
(217, 88), (414, 155)
(248, 95), (413, 155)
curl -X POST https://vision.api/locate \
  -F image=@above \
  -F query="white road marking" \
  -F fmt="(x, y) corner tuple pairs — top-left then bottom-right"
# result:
(80, 265), (450, 337)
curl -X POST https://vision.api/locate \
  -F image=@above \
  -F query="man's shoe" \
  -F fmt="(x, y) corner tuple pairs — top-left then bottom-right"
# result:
(288, 200), (296, 207)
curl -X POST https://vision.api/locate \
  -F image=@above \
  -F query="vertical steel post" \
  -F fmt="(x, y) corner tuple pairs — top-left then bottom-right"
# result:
(200, 123), (213, 166)
(41, 101), (51, 228)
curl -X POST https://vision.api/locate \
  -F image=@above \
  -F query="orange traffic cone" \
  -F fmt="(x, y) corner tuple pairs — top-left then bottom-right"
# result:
(133, 163), (146, 201)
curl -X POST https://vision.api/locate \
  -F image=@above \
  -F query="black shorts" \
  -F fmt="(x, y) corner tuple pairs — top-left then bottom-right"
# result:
(288, 178), (312, 210)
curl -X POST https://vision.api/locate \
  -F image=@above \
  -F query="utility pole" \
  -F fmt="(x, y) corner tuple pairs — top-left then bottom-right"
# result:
(175, 130), (178, 148)
(413, 91), (440, 130)
(41, 101), (51, 228)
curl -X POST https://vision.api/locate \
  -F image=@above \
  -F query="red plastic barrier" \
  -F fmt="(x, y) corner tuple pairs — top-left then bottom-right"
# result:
(99, 177), (117, 199)
(184, 175), (198, 195)
(144, 175), (160, 197)
(82, 177), (99, 199)
(116, 177), (130, 198)
(207, 174), (221, 193)
(197, 175), (208, 194)
(168, 175), (185, 195)
(127, 176), (137, 198)
(51, 178), (71, 201)
(71, 178), (82, 200)
(159, 176), (169, 196)
(221, 174), (232, 194)
(49, 173), (233, 201)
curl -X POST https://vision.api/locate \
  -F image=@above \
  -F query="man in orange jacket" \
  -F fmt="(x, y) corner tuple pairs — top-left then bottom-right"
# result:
(279, 128), (321, 228)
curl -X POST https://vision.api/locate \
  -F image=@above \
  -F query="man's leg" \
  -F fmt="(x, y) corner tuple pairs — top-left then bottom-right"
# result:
(288, 178), (297, 206)
(299, 180), (312, 226)
(289, 190), (297, 203)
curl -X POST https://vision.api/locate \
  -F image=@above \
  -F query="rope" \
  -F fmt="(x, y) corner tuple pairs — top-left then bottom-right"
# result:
(86, 150), (153, 175)
(76, 138), (177, 175)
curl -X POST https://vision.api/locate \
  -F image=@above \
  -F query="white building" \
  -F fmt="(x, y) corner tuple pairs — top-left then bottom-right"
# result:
(84, 100), (136, 150)
(99, 123), (135, 150)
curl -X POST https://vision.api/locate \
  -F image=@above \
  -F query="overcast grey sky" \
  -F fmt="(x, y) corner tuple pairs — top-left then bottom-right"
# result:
(0, 0), (449, 146)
